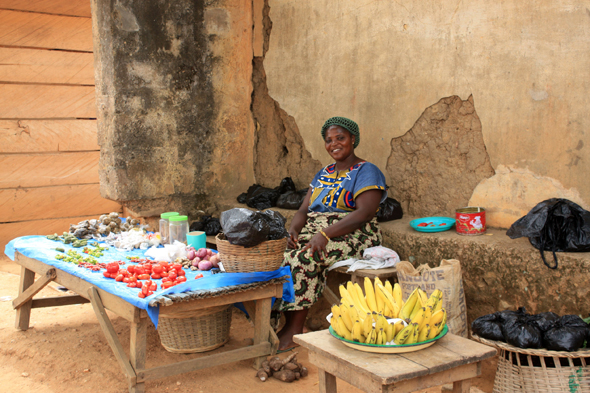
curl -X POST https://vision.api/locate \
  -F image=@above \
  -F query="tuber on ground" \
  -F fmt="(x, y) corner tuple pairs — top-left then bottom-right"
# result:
(260, 360), (272, 376)
(294, 372), (301, 380)
(256, 369), (269, 382)
(284, 362), (299, 372)
(272, 369), (296, 383)
(300, 366), (308, 378)
(269, 351), (298, 372)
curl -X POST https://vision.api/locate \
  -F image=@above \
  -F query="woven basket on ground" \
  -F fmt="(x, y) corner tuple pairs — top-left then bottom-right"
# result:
(215, 233), (287, 273)
(157, 305), (232, 353)
(472, 334), (590, 392)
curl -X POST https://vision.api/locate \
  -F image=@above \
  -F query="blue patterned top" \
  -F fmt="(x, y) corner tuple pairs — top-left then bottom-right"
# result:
(308, 161), (387, 213)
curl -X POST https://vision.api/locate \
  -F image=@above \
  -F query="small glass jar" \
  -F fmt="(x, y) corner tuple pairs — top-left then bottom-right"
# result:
(169, 215), (189, 244)
(159, 212), (180, 244)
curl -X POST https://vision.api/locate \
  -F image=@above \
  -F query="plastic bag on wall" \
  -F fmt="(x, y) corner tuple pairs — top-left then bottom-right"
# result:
(376, 197), (403, 222)
(220, 208), (270, 247)
(396, 259), (468, 337)
(507, 198), (590, 269)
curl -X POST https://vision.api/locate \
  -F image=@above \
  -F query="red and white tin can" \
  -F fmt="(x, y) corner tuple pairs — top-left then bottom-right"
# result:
(455, 207), (486, 235)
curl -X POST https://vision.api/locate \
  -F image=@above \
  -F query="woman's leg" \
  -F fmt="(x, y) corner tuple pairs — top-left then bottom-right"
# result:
(277, 309), (309, 350)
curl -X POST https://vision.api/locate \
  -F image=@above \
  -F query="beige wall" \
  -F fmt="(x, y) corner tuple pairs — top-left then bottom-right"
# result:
(264, 0), (590, 227)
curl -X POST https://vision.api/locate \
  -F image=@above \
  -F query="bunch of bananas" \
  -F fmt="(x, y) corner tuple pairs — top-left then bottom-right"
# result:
(329, 278), (447, 345)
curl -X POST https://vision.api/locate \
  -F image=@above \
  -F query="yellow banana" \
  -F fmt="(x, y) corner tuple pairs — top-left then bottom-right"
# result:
(330, 313), (339, 334)
(331, 304), (341, 320)
(337, 316), (352, 340)
(399, 287), (419, 321)
(435, 309), (447, 335)
(409, 294), (424, 321)
(405, 323), (419, 345)
(364, 277), (378, 312)
(409, 306), (425, 327)
(392, 283), (403, 308)
(385, 322), (395, 343)
(383, 303), (392, 318)
(362, 312), (373, 336)
(427, 324), (440, 339)
(430, 309), (445, 326)
(390, 301), (400, 319)
(420, 306), (432, 331)
(365, 326), (377, 344)
(425, 289), (442, 311)
(384, 280), (394, 297)
(393, 320), (405, 335)
(394, 323), (413, 344)
(376, 328), (384, 345)
(346, 282), (366, 314)
(376, 314), (388, 332)
(354, 283), (371, 313)
(417, 324), (430, 343)
(417, 287), (428, 306)
(375, 282), (398, 318)
(352, 320), (363, 342)
(348, 304), (360, 324)
(339, 284), (355, 306)
(339, 304), (353, 331)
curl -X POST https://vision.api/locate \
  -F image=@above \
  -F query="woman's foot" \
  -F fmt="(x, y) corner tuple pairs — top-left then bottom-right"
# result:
(277, 309), (309, 351)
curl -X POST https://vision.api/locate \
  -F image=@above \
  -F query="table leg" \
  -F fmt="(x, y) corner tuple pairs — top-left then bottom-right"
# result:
(15, 266), (35, 331)
(318, 368), (337, 393)
(252, 298), (272, 370)
(452, 379), (471, 393)
(130, 318), (147, 393)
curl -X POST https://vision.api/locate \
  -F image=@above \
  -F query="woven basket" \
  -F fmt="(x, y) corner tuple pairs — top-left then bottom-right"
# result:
(472, 334), (590, 392)
(157, 305), (232, 353)
(215, 233), (287, 273)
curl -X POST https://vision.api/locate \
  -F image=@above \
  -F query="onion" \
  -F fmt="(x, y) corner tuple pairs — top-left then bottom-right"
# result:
(198, 261), (213, 271)
(187, 249), (196, 260)
(196, 248), (208, 259)
(192, 260), (200, 267)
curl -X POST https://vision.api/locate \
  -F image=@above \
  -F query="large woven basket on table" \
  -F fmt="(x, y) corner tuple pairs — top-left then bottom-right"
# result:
(472, 334), (590, 392)
(157, 305), (232, 353)
(215, 233), (287, 273)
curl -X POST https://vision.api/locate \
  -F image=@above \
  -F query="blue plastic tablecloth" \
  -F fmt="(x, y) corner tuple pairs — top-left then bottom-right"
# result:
(5, 236), (294, 328)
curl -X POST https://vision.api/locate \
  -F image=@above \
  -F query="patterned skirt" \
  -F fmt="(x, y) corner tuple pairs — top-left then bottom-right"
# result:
(279, 212), (382, 311)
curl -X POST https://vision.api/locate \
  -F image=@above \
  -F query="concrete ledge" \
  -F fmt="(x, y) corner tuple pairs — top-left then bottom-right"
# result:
(380, 217), (590, 322)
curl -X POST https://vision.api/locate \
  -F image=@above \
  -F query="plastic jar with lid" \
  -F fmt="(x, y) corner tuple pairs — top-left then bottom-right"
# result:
(159, 212), (180, 244)
(169, 215), (189, 244)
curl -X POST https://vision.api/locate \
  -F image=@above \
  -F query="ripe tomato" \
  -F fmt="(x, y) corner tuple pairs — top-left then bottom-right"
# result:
(160, 271), (169, 278)
(172, 264), (182, 272)
(127, 265), (136, 274)
(134, 267), (145, 276)
(128, 276), (137, 283)
(138, 274), (150, 280)
(138, 292), (145, 298)
(103, 272), (111, 278)
(176, 269), (186, 276)
(152, 265), (163, 275)
(115, 274), (124, 282)
(150, 283), (157, 291)
(127, 282), (137, 288)
(168, 271), (177, 280)
(194, 274), (204, 279)
(151, 273), (161, 280)
(177, 276), (187, 283)
(123, 277), (130, 283)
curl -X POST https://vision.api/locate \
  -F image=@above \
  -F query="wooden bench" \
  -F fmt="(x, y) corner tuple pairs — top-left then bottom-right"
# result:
(294, 329), (497, 393)
(323, 266), (398, 305)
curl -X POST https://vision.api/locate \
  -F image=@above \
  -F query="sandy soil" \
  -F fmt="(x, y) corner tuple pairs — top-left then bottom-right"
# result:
(0, 257), (497, 393)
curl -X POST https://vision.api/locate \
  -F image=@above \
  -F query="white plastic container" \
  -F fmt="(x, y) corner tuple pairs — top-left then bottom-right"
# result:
(169, 215), (189, 244)
(159, 212), (180, 244)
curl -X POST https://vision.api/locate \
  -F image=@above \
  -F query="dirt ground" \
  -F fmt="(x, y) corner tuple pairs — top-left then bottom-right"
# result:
(0, 257), (498, 393)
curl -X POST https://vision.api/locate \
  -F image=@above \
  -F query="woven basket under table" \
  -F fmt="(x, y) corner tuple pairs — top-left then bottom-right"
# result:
(215, 233), (287, 273)
(157, 305), (232, 353)
(472, 334), (590, 392)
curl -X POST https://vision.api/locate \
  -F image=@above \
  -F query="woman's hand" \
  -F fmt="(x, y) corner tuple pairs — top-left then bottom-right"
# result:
(287, 229), (299, 249)
(301, 232), (329, 260)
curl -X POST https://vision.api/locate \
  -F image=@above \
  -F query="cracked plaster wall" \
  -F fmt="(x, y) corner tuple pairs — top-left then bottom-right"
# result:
(264, 0), (590, 226)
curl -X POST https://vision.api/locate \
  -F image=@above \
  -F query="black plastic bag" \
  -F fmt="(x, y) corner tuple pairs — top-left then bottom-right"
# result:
(507, 198), (590, 269)
(220, 208), (270, 247)
(276, 188), (308, 210)
(501, 318), (543, 349)
(376, 197), (403, 222)
(276, 177), (297, 195)
(543, 315), (590, 351)
(260, 210), (289, 240)
(189, 215), (222, 236)
(472, 313), (505, 341)
(526, 311), (560, 333)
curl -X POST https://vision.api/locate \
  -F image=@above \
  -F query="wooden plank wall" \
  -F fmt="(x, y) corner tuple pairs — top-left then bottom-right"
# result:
(0, 0), (121, 251)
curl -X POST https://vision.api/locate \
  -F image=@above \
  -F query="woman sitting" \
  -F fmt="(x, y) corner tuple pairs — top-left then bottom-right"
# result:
(277, 116), (387, 351)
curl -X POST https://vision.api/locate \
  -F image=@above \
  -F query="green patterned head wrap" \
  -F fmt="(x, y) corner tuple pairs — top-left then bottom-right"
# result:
(321, 117), (360, 148)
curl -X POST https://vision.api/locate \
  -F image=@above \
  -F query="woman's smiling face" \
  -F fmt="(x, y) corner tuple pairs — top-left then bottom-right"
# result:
(324, 125), (355, 162)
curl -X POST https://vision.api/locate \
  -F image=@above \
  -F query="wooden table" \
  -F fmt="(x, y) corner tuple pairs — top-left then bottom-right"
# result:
(294, 329), (497, 393)
(12, 251), (284, 393)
